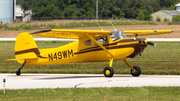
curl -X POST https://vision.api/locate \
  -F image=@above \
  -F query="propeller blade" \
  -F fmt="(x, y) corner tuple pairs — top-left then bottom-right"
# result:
(147, 42), (156, 47)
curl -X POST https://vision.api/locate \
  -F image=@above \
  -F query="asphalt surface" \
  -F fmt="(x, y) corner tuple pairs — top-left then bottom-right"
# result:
(0, 74), (180, 89)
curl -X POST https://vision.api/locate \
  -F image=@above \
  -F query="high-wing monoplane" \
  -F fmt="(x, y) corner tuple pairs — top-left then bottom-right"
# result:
(7, 29), (173, 77)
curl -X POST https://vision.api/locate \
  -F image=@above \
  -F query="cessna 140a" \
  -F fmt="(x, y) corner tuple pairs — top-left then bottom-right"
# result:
(8, 29), (173, 77)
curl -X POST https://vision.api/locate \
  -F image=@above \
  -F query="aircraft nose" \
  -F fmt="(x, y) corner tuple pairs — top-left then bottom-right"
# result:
(137, 39), (156, 47)
(128, 38), (156, 58)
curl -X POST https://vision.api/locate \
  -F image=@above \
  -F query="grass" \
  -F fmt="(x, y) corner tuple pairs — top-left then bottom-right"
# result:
(0, 41), (180, 75)
(1, 87), (180, 101)
(0, 20), (158, 31)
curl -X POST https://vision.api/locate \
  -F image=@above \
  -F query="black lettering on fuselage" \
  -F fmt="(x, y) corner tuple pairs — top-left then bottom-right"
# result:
(58, 52), (62, 59)
(48, 49), (74, 61)
(54, 53), (57, 60)
(48, 53), (53, 61)
(62, 51), (67, 58)
(68, 49), (74, 57)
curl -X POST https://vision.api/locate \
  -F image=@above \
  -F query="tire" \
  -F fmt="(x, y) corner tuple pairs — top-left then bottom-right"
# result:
(131, 66), (141, 77)
(16, 71), (21, 76)
(103, 67), (114, 77)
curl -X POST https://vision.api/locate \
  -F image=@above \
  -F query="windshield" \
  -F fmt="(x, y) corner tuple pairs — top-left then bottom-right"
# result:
(110, 31), (127, 41)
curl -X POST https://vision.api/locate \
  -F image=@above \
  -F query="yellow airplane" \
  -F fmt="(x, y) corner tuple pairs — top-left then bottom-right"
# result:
(8, 29), (173, 77)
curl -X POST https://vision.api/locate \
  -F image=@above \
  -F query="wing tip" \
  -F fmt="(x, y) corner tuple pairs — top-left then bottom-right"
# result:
(30, 29), (51, 34)
(6, 59), (18, 61)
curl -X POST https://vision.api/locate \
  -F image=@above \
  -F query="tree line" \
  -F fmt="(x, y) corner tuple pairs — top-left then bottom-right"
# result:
(18, 0), (180, 20)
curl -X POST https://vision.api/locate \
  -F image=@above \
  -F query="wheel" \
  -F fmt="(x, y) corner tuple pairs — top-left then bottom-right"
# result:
(103, 67), (114, 77)
(16, 71), (21, 76)
(131, 66), (141, 77)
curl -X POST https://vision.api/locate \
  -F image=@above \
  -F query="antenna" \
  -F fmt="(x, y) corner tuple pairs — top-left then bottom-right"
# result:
(109, 19), (117, 31)
(96, 20), (103, 31)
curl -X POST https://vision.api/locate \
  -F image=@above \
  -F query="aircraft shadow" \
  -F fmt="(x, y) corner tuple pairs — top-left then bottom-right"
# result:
(5, 74), (133, 80)
(34, 75), (132, 80)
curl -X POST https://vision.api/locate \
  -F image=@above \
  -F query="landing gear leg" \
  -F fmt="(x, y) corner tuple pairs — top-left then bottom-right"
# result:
(103, 58), (114, 77)
(16, 61), (26, 76)
(123, 59), (141, 77)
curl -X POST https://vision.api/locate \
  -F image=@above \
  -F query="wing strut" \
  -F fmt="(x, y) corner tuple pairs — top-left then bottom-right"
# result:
(86, 34), (114, 67)
(123, 59), (135, 72)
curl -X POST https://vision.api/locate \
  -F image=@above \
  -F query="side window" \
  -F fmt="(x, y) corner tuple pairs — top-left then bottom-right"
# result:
(84, 36), (109, 46)
(102, 36), (108, 44)
(84, 40), (91, 46)
(95, 36), (108, 45)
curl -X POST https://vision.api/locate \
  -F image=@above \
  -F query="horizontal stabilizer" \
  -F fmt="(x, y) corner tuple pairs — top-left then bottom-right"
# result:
(7, 57), (38, 61)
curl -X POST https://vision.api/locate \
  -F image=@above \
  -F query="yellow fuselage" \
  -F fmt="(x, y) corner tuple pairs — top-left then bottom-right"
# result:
(24, 38), (146, 65)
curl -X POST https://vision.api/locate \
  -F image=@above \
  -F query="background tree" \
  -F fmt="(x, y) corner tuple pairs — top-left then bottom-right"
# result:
(20, 0), (180, 20)
(16, 0), (23, 5)
(173, 15), (180, 21)
(21, 0), (36, 15)
(126, 0), (145, 18)
(165, 1), (180, 10)
(136, 11), (145, 20)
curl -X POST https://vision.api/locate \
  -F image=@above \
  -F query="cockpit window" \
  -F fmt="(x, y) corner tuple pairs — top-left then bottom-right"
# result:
(110, 31), (127, 41)
(95, 36), (108, 45)
(84, 36), (109, 46)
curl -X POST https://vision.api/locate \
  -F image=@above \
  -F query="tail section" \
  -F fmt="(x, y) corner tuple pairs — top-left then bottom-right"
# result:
(12, 32), (39, 64)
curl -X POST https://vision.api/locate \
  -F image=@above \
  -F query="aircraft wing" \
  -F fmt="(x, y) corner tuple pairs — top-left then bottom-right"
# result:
(30, 29), (111, 39)
(123, 30), (173, 37)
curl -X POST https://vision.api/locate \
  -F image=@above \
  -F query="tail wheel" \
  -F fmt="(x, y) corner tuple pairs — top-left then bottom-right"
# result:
(103, 67), (114, 77)
(131, 66), (141, 77)
(16, 71), (21, 76)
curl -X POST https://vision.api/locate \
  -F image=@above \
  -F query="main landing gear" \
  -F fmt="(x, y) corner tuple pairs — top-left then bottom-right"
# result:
(103, 67), (114, 77)
(16, 62), (26, 76)
(123, 59), (141, 77)
(103, 59), (141, 77)
(86, 34), (141, 77)
(130, 66), (141, 77)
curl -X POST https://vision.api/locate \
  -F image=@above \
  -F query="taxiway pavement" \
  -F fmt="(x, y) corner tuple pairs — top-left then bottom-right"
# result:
(0, 74), (180, 89)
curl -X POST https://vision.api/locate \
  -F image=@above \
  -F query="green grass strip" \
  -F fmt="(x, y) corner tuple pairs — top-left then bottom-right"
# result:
(0, 87), (180, 101)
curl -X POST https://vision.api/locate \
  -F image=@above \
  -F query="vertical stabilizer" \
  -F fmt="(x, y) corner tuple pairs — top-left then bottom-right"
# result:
(14, 32), (39, 64)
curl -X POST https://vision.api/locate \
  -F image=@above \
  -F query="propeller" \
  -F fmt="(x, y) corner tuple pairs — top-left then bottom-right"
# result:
(136, 38), (156, 47)
(147, 41), (156, 47)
